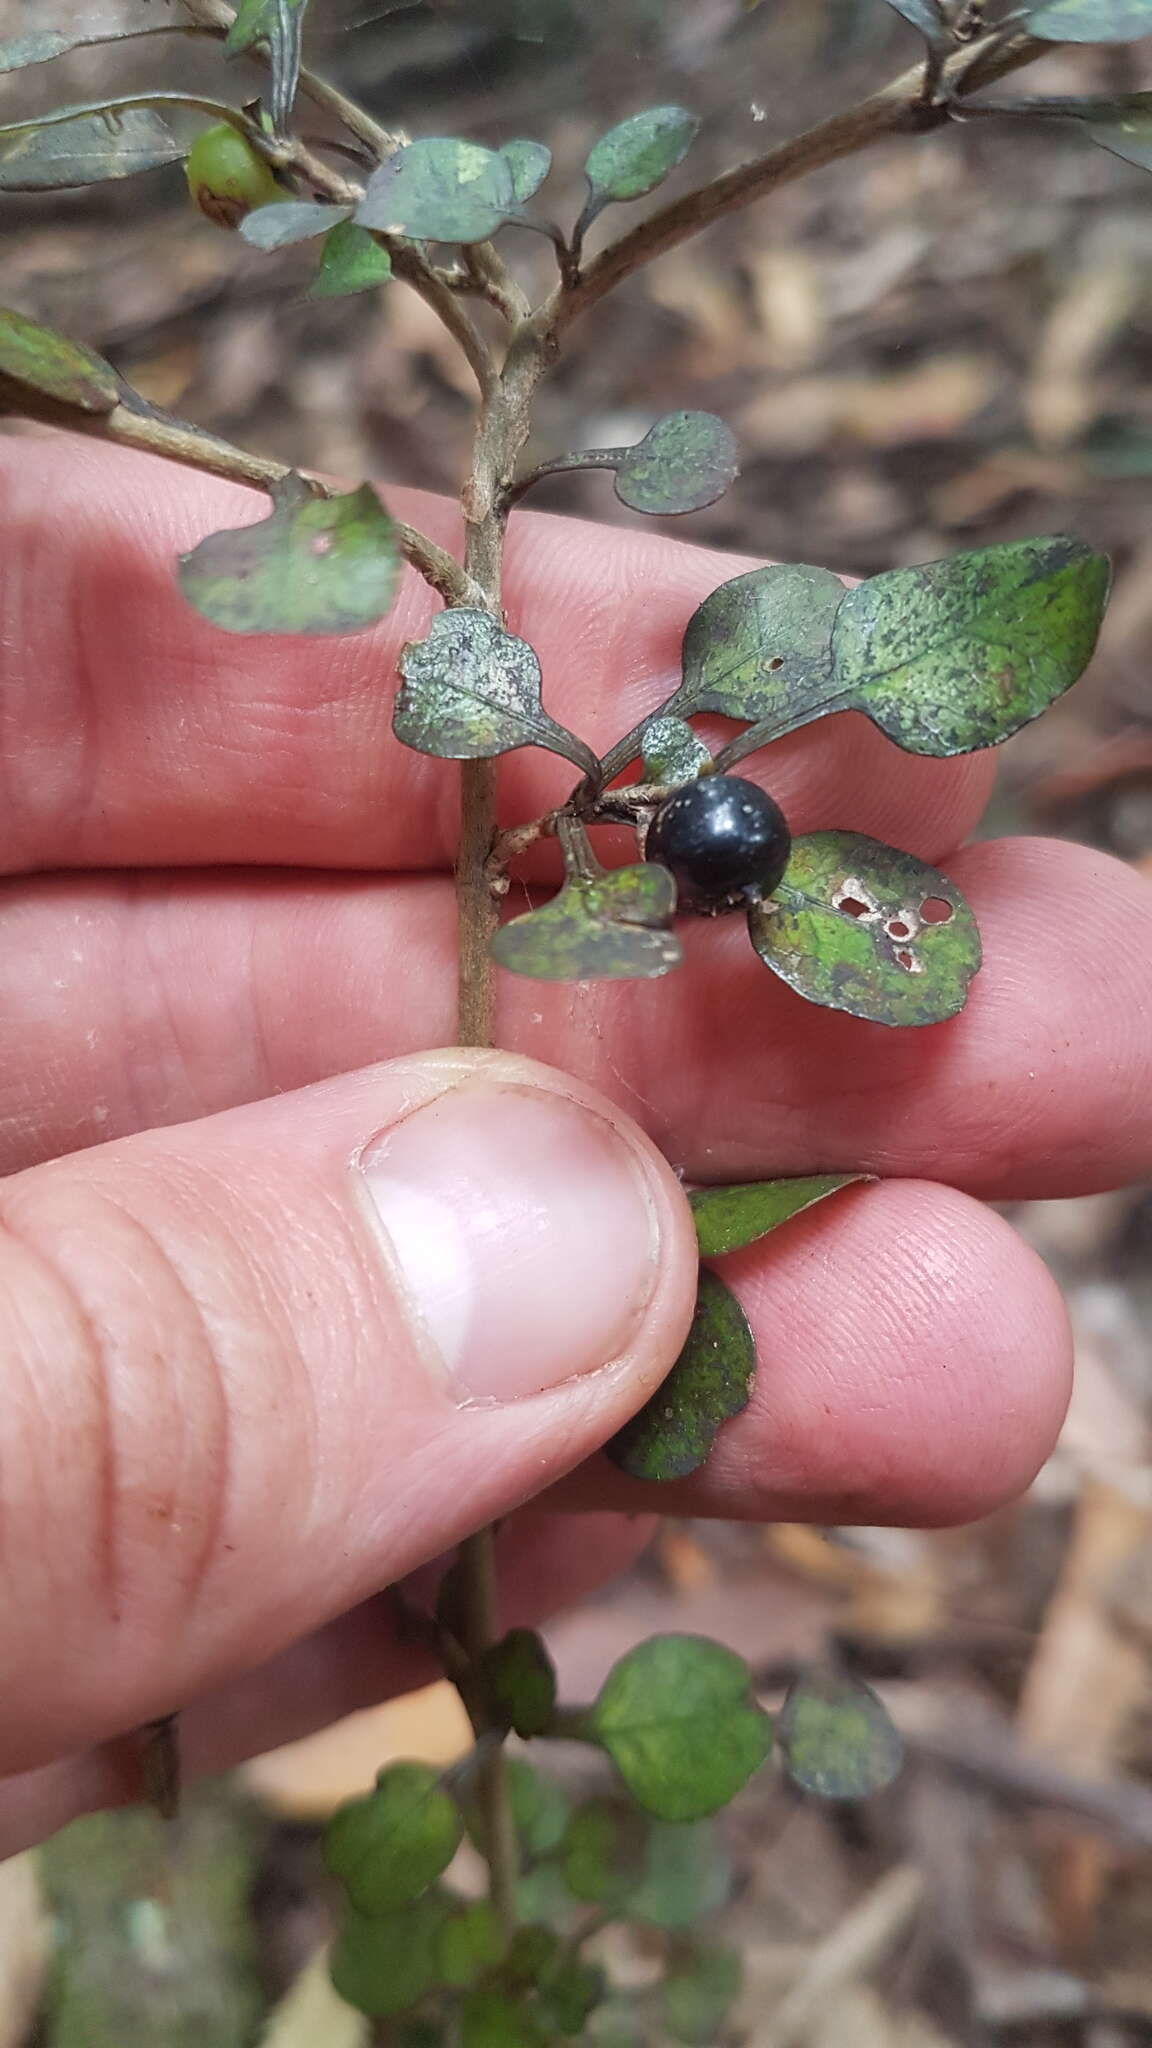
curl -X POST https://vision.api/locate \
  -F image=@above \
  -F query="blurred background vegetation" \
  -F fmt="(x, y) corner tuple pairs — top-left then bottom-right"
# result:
(2, 2), (1152, 2042)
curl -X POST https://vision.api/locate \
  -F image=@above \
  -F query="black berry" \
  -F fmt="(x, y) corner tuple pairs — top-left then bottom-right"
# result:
(646, 774), (792, 913)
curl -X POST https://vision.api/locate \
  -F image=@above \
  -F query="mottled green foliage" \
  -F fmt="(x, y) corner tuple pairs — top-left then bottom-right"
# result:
(466, 1757), (570, 1864)
(661, 1943), (743, 2046)
(674, 562), (843, 724)
(749, 830), (982, 1026)
(396, 610), (598, 774)
(0, 105), (182, 189)
(563, 1799), (649, 1911)
(564, 1801), (730, 1925)
(831, 537), (1109, 755)
(478, 1628), (557, 1738)
(439, 1900), (504, 1989)
(241, 199), (351, 249)
(179, 474), (399, 636)
(689, 1174), (867, 1257)
(592, 1635), (773, 1821)
(777, 1671), (904, 1799)
(359, 139), (518, 244)
(330, 1894), (451, 2019)
(309, 219), (394, 296)
(584, 105), (700, 204)
(492, 864), (682, 982)
(606, 1271), (754, 1482)
(0, 306), (117, 413)
(224, 0), (307, 129)
(613, 411), (739, 516)
(1028, 0), (1152, 38)
(640, 716), (712, 785)
(500, 138), (553, 202)
(324, 1762), (462, 1914)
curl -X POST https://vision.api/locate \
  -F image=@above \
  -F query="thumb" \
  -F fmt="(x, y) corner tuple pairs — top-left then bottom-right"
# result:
(0, 1049), (696, 1771)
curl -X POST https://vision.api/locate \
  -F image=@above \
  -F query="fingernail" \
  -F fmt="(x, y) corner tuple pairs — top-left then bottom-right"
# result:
(357, 1082), (662, 1402)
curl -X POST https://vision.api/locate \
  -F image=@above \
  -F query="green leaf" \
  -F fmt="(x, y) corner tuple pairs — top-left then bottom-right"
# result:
(438, 1899), (504, 1989)
(358, 138), (518, 245)
(777, 1670), (904, 1800)
(310, 219), (394, 297)
(515, 1860), (573, 1924)
(640, 716), (712, 785)
(492, 864), (682, 984)
(461, 1988), (549, 2048)
(661, 1943), (743, 2046)
(225, 0), (307, 130)
(584, 105), (700, 205)
(323, 1761), (462, 1914)
(562, 1799), (649, 1912)
(466, 1758), (569, 1864)
(0, 106), (182, 190)
(241, 199), (352, 249)
(1028, 0), (1152, 39)
(613, 412), (739, 516)
(536, 1956), (606, 2036)
(179, 474), (399, 637)
(478, 1629), (557, 1738)
(395, 610), (598, 776)
(606, 1270), (754, 1484)
(688, 1174), (867, 1257)
(1079, 92), (1152, 169)
(0, 306), (118, 414)
(831, 537), (1110, 756)
(591, 1635), (773, 1822)
(749, 830), (981, 1027)
(564, 1801), (730, 1925)
(884, 0), (948, 38)
(329, 1893), (451, 2019)
(673, 563), (844, 725)
(500, 138), (553, 203)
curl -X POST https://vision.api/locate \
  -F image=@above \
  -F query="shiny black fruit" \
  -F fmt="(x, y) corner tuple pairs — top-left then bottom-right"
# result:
(646, 774), (792, 913)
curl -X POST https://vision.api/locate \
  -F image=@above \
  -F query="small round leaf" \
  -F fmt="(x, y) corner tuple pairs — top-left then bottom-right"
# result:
(562, 1799), (648, 1911)
(310, 219), (394, 297)
(492, 865), (681, 984)
(777, 1671), (904, 1800)
(478, 1628), (557, 1738)
(628, 1820), (731, 1929)
(748, 830), (981, 1027)
(358, 138), (517, 245)
(324, 1760), (462, 1915)
(689, 1175), (868, 1257)
(674, 562), (845, 726)
(241, 200), (351, 249)
(592, 1634), (773, 1822)
(178, 474), (399, 637)
(1028, 0), (1152, 38)
(395, 609), (597, 775)
(329, 1893), (451, 2019)
(606, 1270), (754, 1483)
(0, 306), (118, 413)
(613, 412), (739, 517)
(439, 1899), (503, 1989)
(661, 1943), (743, 2047)
(585, 105), (700, 204)
(465, 1757), (569, 1864)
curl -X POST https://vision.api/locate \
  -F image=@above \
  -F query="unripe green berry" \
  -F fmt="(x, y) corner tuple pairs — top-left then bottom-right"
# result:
(185, 124), (282, 229)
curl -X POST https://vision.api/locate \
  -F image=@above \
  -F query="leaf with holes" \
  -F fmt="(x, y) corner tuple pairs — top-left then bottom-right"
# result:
(777, 1671), (904, 1799)
(225, 0), (307, 130)
(358, 138), (519, 244)
(584, 105), (700, 207)
(395, 611), (597, 775)
(591, 1635), (773, 1823)
(241, 200), (352, 249)
(500, 137), (552, 203)
(612, 412), (739, 516)
(0, 307), (118, 414)
(832, 537), (1110, 756)
(479, 1629), (557, 1739)
(884, 0), (949, 39)
(330, 1894), (452, 2019)
(179, 474), (399, 637)
(607, 1271), (754, 1483)
(641, 716), (712, 786)
(661, 1944), (743, 2047)
(0, 105), (182, 189)
(671, 563), (845, 727)
(492, 864), (682, 983)
(689, 1174), (868, 1257)
(324, 1761), (462, 1914)
(1077, 92), (1152, 169)
(310, 219), (394, 297)
(749, 831), (981, 1026)
(1028, 0), (1152, 38)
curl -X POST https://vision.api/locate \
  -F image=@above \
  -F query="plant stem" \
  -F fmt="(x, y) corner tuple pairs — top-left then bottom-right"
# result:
(456, 1530), (519, 1941)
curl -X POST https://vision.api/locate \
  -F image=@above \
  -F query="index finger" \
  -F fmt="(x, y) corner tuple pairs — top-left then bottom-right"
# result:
(0, 436), (994, 875)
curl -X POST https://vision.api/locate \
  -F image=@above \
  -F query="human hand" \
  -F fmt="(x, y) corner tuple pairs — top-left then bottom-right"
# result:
(1, 438), (1149, 1850)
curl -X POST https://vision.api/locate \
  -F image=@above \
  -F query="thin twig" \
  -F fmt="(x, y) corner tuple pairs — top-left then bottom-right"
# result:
(456, 1531), (519, 1941)
(180, 0), (404, 159)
